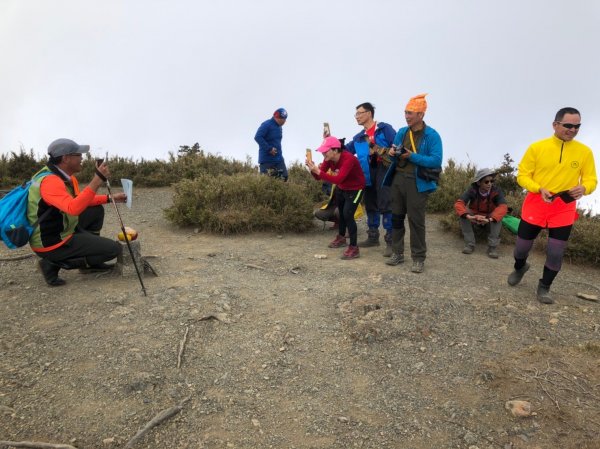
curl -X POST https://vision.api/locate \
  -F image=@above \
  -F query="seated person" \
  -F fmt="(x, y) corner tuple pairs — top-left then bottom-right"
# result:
(454, 168), (508, 258)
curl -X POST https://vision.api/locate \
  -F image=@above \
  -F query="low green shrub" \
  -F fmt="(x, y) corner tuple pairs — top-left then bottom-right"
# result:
(79, 144), (257, 187)
(0, 143), (257, 189)
(287, 162), (326, 204)
(165, 172), (315, 234)
(561, 214), (600, 265)
(0, 148), (41, 187)
(428, 159), (476, 213)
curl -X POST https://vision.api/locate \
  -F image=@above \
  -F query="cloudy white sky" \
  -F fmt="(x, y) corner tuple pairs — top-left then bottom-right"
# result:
(1, 0), (599, 211)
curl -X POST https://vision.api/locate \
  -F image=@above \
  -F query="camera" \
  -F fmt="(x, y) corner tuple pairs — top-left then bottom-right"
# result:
(391, 144), (408, 155)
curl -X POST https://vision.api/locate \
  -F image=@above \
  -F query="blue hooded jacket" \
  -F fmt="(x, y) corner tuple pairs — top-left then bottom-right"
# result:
(382, 125), (443, 193)
(255, 117), (284, 164)
(346, 122), (396, 187)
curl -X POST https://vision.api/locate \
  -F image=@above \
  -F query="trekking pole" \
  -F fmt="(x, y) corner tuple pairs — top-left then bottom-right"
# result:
(96, 160), (147, 296)
(106, 179), (147, 296)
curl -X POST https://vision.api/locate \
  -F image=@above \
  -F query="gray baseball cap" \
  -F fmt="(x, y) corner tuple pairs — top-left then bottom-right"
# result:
(48, 138), (90, 157)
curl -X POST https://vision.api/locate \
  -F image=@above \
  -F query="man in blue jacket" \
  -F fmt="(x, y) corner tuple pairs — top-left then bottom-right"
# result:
(255, 108), (288, 181)
(345, 102), (396, 256)
(383, 94), (443, 273)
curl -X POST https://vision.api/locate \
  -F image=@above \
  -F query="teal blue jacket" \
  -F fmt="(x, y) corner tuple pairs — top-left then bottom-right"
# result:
(382, 125), (443, 193)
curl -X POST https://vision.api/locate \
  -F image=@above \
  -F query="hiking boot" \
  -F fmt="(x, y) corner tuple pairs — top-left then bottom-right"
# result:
(386, 253), (404, 266)
(38, 258), (66, 287)
(462, 244), (474, 254)
(359, 237), (380, 247)
(536, 281), (554, 304)
(360, 229), (380, 247)
(411, 261), (425, 273)
(383, 243), (393, 257)
(383, 231), (392, 257)
(487, 246), (499, 259)
(328, 234), (347, 248)
(507, 263), (530, 286)
(341, 245), (360, 260)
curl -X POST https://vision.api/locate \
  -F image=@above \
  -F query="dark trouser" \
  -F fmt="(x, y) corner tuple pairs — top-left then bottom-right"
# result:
(363, 163), (392, 236)
(337, 189), (364, 247)
(40, 205), (122, 268)
(390, 173), (429, 261)
(459, 213), (502, 247)
(513, 220), (572, 286)
(259, 160), (288, 181)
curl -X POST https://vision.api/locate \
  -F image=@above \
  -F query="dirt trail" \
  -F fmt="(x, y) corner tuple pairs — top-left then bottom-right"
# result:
(1, 187), (599, 449)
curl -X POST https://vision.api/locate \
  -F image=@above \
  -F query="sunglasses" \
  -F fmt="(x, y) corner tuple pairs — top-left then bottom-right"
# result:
(557, 122), (581, 130)
(481, 179), (494, 185)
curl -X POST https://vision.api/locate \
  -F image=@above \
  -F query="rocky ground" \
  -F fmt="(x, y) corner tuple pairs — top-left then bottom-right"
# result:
(1, 187), (599, 449)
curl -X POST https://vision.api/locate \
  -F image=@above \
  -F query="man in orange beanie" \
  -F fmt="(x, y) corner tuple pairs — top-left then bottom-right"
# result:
(382, 94), (443, 273)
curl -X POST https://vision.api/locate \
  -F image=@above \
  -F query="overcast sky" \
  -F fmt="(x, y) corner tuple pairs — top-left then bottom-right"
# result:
(1, 0), (599, 211)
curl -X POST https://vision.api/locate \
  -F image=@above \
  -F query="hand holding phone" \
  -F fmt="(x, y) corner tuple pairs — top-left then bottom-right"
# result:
(550, 190), (576, 203)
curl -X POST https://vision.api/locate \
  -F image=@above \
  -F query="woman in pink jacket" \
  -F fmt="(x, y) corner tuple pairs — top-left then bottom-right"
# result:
(306, 136), (366, 259)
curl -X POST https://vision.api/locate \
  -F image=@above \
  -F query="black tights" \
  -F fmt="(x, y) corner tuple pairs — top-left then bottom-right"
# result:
(514, 220), (572, 286)
(337, 189), (363, 247)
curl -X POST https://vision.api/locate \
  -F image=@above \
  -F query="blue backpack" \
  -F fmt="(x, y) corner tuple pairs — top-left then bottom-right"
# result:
(0, 171), (52, 249)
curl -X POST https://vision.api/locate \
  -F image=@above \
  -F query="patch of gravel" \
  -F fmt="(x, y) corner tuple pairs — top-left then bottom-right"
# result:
(1, 187), (599, 449)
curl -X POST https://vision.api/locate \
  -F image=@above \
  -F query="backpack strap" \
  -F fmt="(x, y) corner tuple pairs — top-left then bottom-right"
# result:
(29, 170), (54, 228)
(30, 205), (53, 228)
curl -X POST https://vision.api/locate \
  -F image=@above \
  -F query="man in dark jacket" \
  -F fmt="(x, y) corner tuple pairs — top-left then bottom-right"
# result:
(454, 168), (508, 258)
(255, 107), (288, 181)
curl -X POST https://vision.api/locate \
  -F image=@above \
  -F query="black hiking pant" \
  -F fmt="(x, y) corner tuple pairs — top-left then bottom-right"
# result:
(39, 205), (122, 268)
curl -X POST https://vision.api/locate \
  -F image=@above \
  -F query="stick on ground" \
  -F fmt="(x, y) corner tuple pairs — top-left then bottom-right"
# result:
(0, 254), (34, 262)
(0, 442), (77, 449)
(177, 325), (189, 369)
(124, 397), (190, 449)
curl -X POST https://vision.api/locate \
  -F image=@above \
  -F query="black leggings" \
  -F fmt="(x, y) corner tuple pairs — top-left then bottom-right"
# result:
(337, 189), (363, 246)
(517, 220), (572, 241)
(514, 219), (572, 285)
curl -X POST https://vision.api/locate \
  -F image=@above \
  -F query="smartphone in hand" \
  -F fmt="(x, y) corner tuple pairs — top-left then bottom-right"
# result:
(550, 190), (576, 203)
